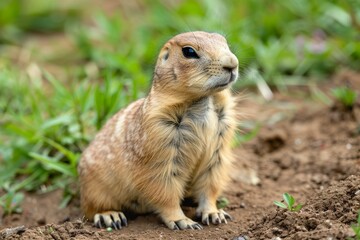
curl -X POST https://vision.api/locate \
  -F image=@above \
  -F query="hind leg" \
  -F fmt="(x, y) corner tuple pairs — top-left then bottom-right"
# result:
(80, 178), (130, 230)
(81, 195), (128, 230)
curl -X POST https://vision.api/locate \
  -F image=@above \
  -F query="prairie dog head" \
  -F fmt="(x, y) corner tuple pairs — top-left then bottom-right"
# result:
(153, 31), (239, 96)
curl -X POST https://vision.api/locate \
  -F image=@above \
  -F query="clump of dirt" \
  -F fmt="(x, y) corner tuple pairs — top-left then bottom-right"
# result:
(3, 221), (93, 240)
(241, 175), (360, 240)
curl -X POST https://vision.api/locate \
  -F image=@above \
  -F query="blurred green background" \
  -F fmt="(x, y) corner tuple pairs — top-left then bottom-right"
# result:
(0, 0), (359, 214)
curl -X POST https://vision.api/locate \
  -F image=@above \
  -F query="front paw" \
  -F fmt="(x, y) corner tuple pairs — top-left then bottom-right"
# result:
(165, 217), (203, 230)
(196, 209), (232, 225)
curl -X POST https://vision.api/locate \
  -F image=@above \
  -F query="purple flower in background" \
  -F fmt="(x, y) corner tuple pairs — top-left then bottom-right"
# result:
(308, 29), (327, 54)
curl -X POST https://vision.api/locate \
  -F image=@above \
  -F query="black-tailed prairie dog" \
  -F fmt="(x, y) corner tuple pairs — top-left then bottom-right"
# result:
(78, 31), (239, 230)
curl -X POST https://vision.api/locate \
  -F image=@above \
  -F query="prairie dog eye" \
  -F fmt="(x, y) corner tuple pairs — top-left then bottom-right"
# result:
(182, 47), (199, 59)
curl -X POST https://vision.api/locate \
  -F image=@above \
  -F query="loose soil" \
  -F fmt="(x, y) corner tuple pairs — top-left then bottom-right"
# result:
(1, 70), (360, 239)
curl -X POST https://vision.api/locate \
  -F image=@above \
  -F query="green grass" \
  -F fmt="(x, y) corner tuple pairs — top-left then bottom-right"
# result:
(0, 0), (360, 214)
(349, 210), (360, 240)
(332, 86), (358, 108)
(0, 0), (81, 43)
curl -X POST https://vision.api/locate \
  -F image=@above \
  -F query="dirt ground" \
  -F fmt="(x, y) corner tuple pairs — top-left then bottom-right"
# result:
(1, 70), (360, 239)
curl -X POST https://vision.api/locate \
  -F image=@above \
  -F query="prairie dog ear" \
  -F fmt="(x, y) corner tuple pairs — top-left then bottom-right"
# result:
(158, 47), (169, 65)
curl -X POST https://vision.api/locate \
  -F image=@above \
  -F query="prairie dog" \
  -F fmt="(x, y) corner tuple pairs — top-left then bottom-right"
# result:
(78, 31), (239, 230)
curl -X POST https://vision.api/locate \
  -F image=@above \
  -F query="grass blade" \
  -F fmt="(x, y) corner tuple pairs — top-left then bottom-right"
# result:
(29, 152), (77, 177)
(43, 138), (79, 166)
(283, 193), (295, 208)
(293, 204), (303, 212)
(274, 201), (287, 209)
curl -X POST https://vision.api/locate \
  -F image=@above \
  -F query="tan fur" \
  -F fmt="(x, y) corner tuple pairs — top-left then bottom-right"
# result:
(78, 31), (239, 230)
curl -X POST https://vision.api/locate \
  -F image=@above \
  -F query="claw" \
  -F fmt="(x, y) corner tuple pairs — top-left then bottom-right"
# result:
(109, 214), (117, 229)
(193, 223), (203, 230)
(219, 211), (228, 224)
(116, 220), (122, 229)
(202, 213), (210, 226)
(223, 211), (233, 221)
(95, 220), (101, 228)
(111, 222), (117, 230)
(202, 217), (209, 226)
(99, 215), (105, 228)
(119, 212), (128, 227)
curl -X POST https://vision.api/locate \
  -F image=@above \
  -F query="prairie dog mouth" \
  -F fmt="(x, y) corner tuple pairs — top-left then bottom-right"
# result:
(212, 72), (237, 89)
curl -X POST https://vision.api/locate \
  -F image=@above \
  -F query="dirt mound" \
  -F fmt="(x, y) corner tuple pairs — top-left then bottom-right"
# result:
(240, 175), (360, 240)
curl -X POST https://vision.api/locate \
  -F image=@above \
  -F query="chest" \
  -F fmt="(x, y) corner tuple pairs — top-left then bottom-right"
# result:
(171, 97), (226, 162)
(145, 95), (233, 170)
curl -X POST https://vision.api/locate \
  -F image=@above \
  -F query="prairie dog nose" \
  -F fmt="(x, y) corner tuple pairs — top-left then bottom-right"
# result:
(220, 53), (239, 72)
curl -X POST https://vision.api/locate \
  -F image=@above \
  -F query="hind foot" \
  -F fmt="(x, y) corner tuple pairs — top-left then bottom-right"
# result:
(94, 211), (128, 230)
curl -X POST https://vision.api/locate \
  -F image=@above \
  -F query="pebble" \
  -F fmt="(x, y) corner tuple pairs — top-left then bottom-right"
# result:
(295, 138), (302, 145)
(272, 227), (282, 234)
(324, 219), (332, 228)
(346, 143), (352, 150)
(233, 236), (249, 240)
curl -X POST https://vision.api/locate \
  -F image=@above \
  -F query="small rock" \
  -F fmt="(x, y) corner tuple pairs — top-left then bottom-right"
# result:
(294, 138), (302, 145)
(295, 225), (307, 231)
(324, 219), (332, 228)
(272, 227), (282, 234)
(233, 236), (249, 240)
(0, 225), (26, 238)
(64, 222), (74, 232)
